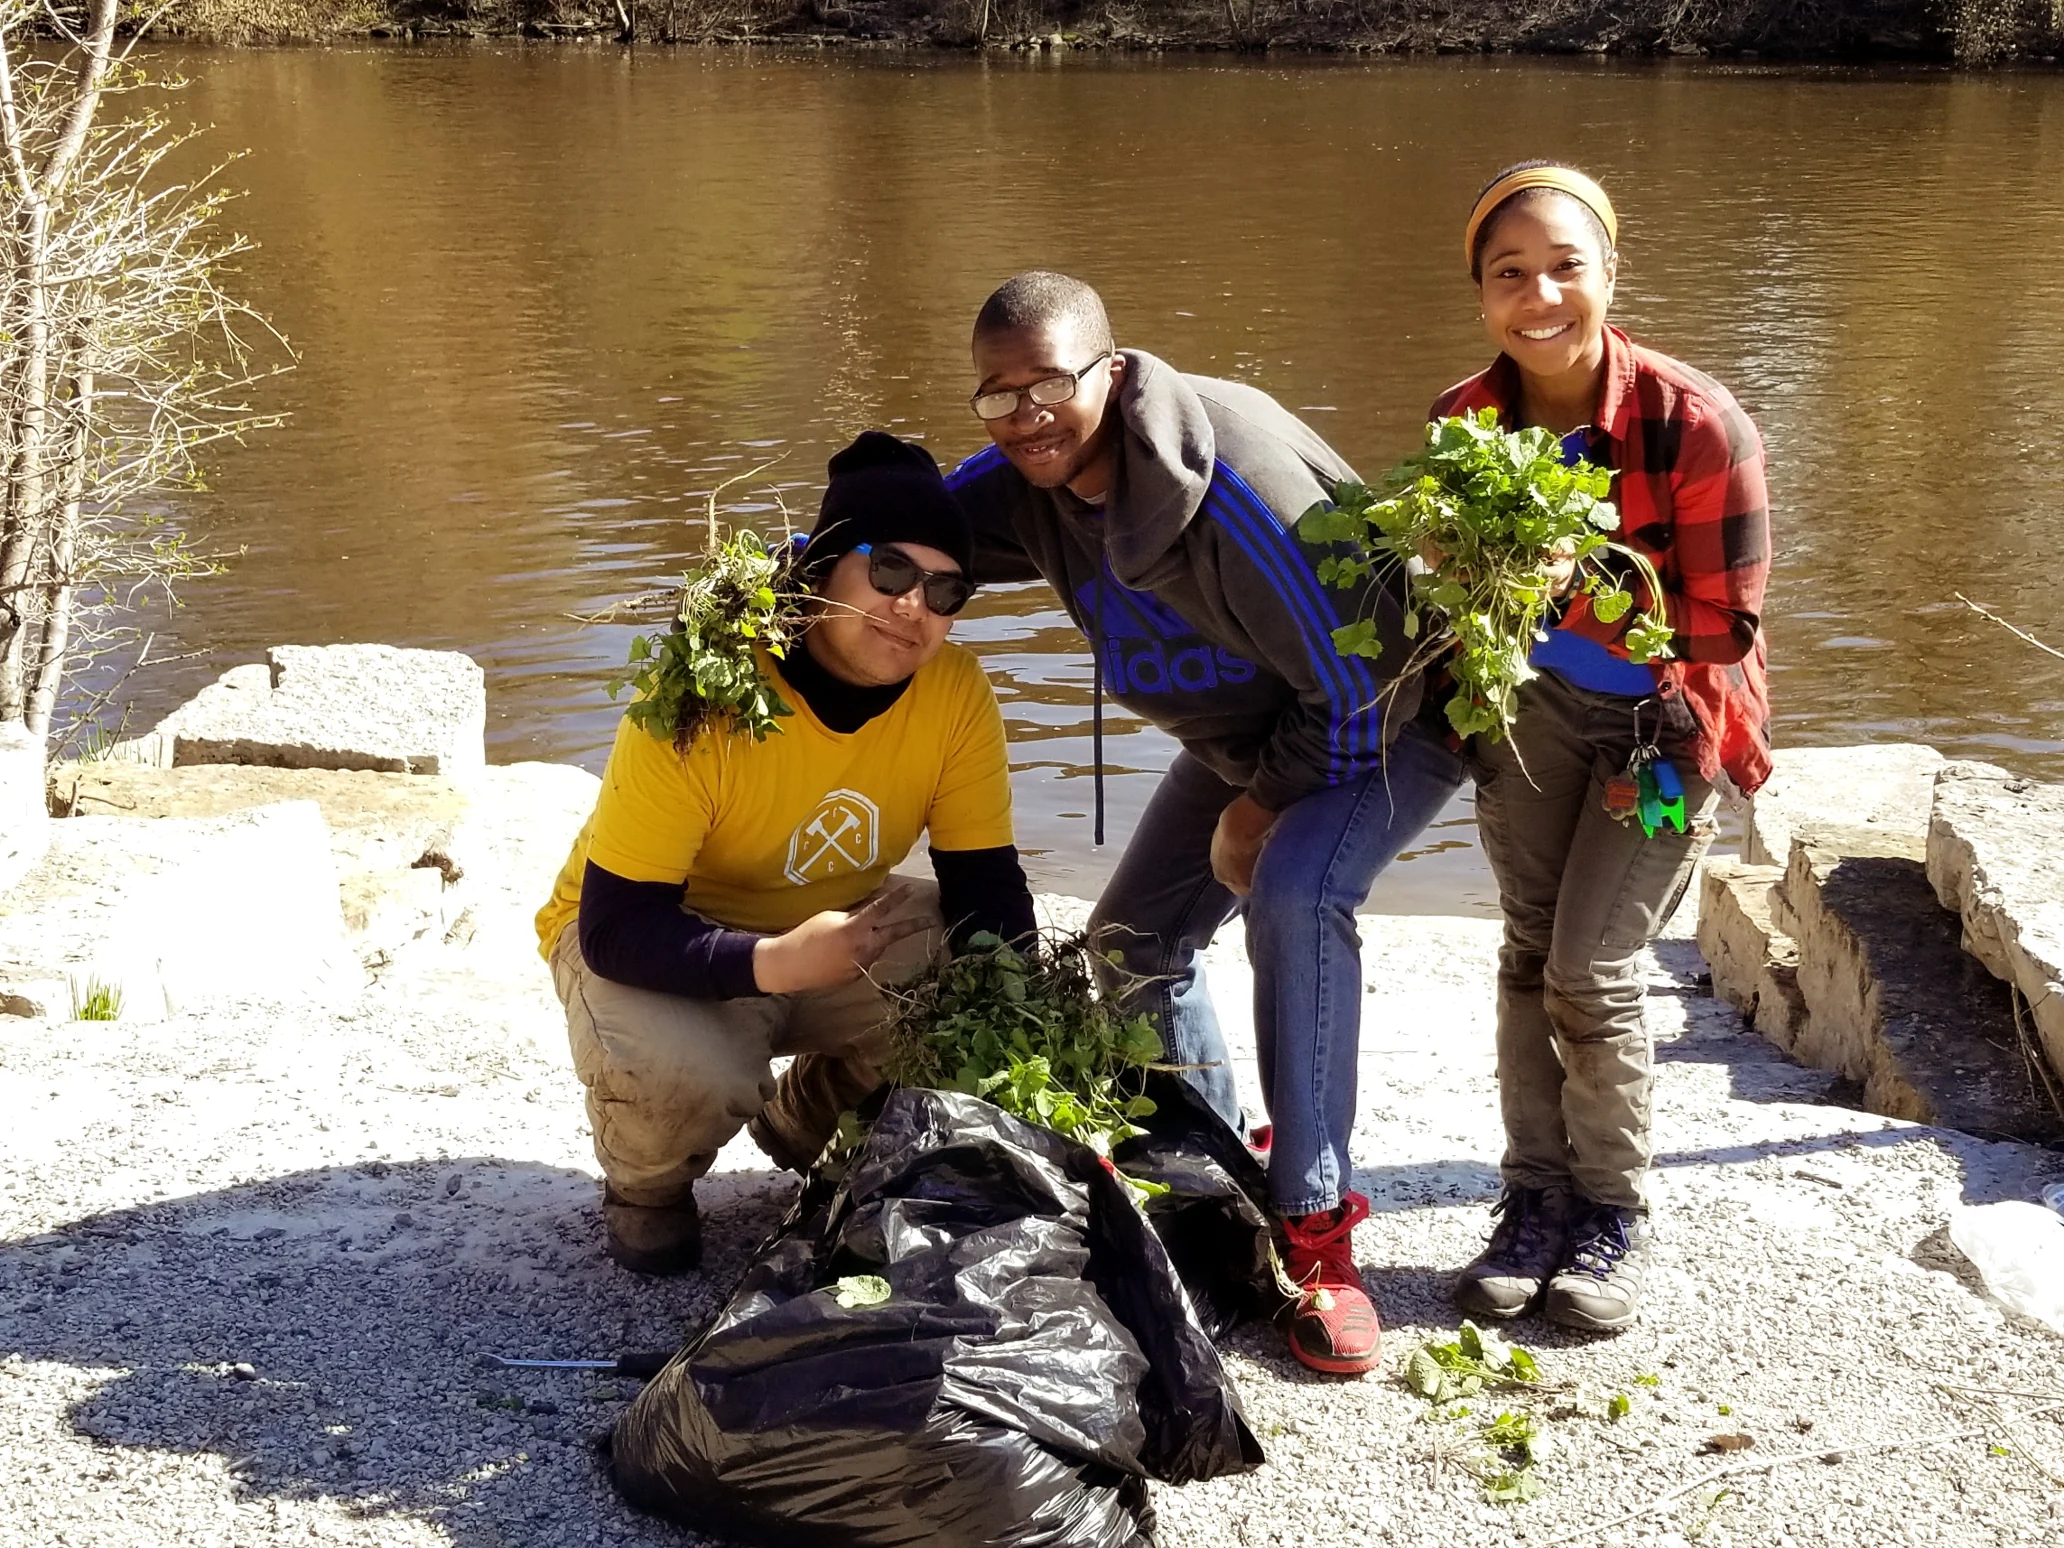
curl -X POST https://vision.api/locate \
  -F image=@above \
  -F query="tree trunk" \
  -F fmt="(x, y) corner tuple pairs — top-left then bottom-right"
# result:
(0, 0), (119, 729)
(26, 361), (89, 738)
(0, 194), (51, 722)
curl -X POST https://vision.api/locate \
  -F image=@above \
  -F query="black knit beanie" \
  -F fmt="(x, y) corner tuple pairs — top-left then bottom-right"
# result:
(797, 431), (973, 583)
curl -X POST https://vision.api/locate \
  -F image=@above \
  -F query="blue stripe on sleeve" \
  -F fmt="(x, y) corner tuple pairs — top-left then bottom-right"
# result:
(1212, 465), (1387, 763)
(1203, 484), (1350, 781)
(946, 444), (1009, 490)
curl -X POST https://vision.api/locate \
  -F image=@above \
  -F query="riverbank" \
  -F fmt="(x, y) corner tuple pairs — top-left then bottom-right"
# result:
(159, 0), (2062, 66)
(3, 643), (2062, 1545)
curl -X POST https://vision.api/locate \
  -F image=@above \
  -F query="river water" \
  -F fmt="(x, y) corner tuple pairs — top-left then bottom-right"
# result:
(110, 46), (2064, 911)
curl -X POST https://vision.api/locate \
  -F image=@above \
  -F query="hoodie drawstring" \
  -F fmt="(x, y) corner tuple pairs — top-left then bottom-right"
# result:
(1091, 562), (1106, 847)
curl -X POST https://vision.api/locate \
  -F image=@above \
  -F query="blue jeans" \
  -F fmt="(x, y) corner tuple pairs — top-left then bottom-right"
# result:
(1090, 722), (1468, 1216)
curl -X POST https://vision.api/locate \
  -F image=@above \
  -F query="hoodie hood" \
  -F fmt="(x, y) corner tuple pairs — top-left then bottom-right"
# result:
(1102, 349), (1215, 581)
(1103, 349), (1357, 591)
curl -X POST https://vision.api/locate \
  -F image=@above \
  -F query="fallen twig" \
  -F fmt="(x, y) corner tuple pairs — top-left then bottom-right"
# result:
(1934, 1382), (2064, 1487)
(1957, 592), (2064, 663)
(2008, 984), (2064, 1123)
(1544, 1401), (2064, 1545)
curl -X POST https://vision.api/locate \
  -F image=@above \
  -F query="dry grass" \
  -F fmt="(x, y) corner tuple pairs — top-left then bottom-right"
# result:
(149, 0), (2063, 64)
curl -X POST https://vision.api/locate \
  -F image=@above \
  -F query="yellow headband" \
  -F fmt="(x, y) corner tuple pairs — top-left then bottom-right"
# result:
(1463, 166), (1618, 273)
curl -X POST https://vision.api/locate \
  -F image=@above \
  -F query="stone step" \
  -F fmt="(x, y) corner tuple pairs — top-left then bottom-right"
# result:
(1926, 761), (2064, 1098)
(0, 801), (363, 1022)
(1777, 829), (2061, 1144)
(1696, 860), (1809, 1055)
(1744, 743), (1945, 869)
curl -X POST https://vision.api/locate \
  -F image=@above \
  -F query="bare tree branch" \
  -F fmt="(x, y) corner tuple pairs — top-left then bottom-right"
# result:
(1957, 591), (2064, 664)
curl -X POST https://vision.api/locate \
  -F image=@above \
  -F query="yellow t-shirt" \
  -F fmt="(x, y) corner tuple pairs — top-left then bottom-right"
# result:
(535, 642), (1015, 955)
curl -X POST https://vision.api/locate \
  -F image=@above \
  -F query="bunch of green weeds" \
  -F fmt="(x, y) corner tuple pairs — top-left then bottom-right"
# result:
(607, 529), (805, 753)
(582, 458), (808, 753)
(1301, 407), (1674, 742)
(884, 930), (1165, 1180)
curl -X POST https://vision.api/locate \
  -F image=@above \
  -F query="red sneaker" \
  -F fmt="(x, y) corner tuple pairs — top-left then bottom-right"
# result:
(1281, 1191), (1380, 1376)
(1245, 1123), (1274, 1163)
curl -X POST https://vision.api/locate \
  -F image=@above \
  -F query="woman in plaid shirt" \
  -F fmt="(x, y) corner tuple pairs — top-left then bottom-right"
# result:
(1437, 162), (1773, 1333)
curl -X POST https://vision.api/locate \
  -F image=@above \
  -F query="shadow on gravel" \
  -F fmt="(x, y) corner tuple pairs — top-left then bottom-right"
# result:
(1350, 1160), (1503, 1213)
(0, 1156), (798, 1546)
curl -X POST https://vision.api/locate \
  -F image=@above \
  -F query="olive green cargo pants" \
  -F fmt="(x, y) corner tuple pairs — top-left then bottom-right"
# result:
(1471, 673), (1720, 1211)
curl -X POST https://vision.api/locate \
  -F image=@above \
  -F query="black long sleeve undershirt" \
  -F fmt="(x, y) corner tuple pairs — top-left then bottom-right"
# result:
(578, 862), (764, 1000)
(578, 845), (1037, 1001)
(931, 844), (1037, 952)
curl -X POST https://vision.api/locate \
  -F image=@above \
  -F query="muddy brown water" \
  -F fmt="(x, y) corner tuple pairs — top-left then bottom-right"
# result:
(102, 46), (2064, 912)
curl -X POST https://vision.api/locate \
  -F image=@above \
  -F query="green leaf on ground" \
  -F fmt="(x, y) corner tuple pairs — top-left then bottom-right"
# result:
(832, 1275), (891, 1309)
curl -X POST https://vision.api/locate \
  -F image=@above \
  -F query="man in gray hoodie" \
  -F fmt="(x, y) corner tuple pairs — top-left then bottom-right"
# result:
(948, 271), (1467, 1377)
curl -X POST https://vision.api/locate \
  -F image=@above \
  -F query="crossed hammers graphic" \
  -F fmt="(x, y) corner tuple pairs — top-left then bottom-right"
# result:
(800, 807), (864, 873)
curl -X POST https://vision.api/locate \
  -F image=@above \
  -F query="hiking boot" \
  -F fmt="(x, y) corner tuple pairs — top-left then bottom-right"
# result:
(1453, 1184), (1574, 1321)
(602, 1187), (701, 1276)
(1543, 1200), (1649, 1332)
(747, 1112), (814, 1175)
(1281, 1191), (1380, 1376)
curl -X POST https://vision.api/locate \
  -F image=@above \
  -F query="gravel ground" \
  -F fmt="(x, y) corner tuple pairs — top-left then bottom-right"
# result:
(3, 849), (2062, 1548)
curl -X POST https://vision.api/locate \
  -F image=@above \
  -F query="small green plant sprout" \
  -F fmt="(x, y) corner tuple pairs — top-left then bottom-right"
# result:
(1300, 408), (1674, 744)
(1467, 1412), (1549, 1504)
(1716, 1403), (1733, 1416)
(1608, 1391), (1633, 1422)
(1480, 1465), (1546, 1504)
(883, 929), (1167, 1198)
(70, 976), (123, 1022)
(1403, 1320), (1544, 1405)
(1989, 1443), (2012, 1457)
(1633, 1372), (1661, 1387)
(1685, 1483), (1736, 1541)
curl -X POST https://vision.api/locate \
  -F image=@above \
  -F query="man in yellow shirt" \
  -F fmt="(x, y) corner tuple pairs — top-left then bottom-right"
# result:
(537, 432), (1035, 1273)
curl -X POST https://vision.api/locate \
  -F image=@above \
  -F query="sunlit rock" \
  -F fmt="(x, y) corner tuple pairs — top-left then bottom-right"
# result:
(1697, 859), (1808, 1054)
(0, 800), (362, 1021)
(1775, 827), (2060, 1144)
(1927, 761), (2064, 1091)
(151, 644), (486, 776)
(1744, 743), (1945, 869)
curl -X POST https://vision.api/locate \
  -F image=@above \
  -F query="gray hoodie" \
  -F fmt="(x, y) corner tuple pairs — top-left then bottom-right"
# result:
(948, 349), (1421, 812)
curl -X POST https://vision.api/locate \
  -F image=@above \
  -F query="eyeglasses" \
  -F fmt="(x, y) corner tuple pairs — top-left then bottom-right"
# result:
(854, 543), (974, 617)
(968, 352), (1113, 422)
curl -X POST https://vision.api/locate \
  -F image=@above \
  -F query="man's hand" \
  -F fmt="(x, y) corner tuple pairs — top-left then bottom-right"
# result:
(1542, 539), (1580, 599)
(1210, 791), (1279, 898)
(751, 879), (930, 995)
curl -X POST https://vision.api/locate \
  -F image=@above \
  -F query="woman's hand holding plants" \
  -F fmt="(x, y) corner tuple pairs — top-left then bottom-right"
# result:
(1300, 409), (1673, 743)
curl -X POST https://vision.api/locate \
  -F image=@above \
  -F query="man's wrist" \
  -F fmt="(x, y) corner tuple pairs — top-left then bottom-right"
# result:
(749, 935), (787, 995)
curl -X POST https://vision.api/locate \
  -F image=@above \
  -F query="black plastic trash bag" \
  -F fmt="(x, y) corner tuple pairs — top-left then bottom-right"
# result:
(1116, 1070), (1288, 1343)
(609, 1086), (1264, 1547)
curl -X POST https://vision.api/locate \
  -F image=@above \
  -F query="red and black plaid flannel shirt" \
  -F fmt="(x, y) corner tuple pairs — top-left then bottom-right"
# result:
(1431, 325), (1774, 794)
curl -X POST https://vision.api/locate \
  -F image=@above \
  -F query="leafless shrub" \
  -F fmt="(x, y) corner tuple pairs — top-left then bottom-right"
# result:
(0, 1), (288, 742)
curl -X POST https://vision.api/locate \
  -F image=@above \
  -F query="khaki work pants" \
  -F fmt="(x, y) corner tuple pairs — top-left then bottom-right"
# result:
(1470, 673), (1720, 1211)
(548, 881), (943, 1207)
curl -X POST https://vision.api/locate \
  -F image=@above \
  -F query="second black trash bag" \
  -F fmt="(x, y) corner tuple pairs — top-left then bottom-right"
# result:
(609, 1086), (1263, 1548)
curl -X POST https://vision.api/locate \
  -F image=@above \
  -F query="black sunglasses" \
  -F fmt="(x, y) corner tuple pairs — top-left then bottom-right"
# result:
(854, 543), (974, 617)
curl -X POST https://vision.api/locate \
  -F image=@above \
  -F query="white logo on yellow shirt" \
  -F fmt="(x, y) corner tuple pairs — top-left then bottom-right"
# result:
(784, 788), (880, 885)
